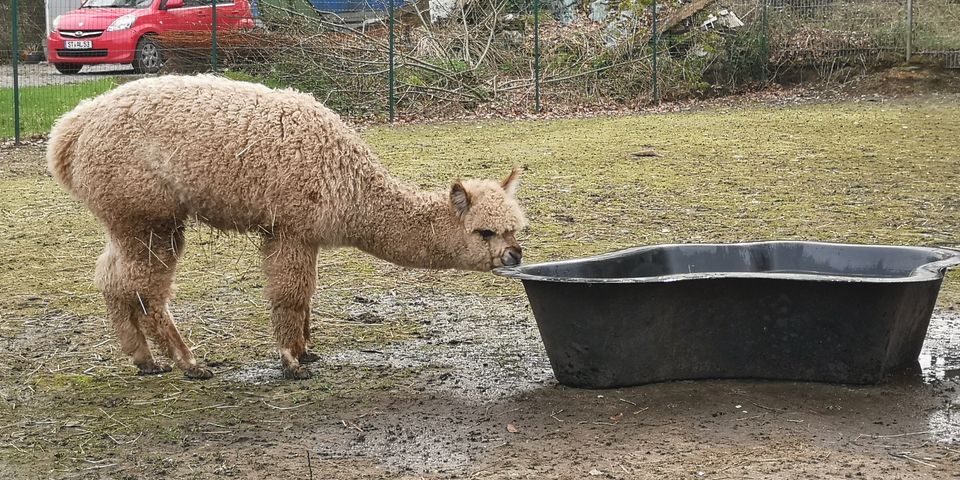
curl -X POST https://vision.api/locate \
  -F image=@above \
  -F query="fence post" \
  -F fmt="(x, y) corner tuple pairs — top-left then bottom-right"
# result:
(651, 0), (659, 104)
(11, 0), (21, 145)
(388, 0), (396, 122)
(533, 0), (541, 112)
(905, 0), (912, 63)
(761, 0), (769, 83)
(212, 0), (219, 71)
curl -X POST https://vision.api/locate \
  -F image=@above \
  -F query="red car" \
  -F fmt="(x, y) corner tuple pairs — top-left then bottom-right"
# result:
(47, 0), (256, 75)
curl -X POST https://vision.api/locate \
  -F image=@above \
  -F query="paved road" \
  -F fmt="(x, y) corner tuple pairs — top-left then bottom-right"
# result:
(0, 62), (144, 88)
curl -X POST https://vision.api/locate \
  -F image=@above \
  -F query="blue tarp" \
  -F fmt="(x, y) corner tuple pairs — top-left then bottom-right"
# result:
(307, 0), (407, 13)
(251, 0), (407, 18)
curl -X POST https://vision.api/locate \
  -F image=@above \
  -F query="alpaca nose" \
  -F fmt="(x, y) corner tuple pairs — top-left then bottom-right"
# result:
(502, 248), (522, 266)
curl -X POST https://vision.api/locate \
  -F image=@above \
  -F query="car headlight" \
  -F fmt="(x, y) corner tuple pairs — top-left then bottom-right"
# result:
(107, 14), (137, 31)
(52, 15), (62, 31)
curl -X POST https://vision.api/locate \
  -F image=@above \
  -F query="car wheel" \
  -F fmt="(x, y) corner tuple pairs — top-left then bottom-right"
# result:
(54, 63), (83, 75)
(133, 36), (163, 74)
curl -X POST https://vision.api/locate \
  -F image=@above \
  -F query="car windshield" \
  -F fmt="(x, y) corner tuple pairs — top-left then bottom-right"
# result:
(81, 0), (152, 8)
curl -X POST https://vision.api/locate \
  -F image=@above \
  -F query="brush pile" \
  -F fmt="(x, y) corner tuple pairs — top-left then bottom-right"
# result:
(153, 0), (916, 120)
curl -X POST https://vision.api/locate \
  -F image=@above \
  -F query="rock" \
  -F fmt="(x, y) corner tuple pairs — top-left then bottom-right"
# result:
(630, 148), (660, 158)
(589, 0), (610, 22)
(603, 10), (636, 48)
(552, 0), (579, 24)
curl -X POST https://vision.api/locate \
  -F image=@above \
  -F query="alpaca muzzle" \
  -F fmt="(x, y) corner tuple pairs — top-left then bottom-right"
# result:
(501, 247), (523, 266)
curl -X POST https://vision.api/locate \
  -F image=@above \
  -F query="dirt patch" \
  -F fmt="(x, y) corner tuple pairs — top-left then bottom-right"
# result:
(839, 66), (960, 98)
(0, 143), (47, 178)
(302, 308), (960, 478)
(325, 292), (552, 400)
(220, 291), (552, 397)
(2, 293), (958, 479)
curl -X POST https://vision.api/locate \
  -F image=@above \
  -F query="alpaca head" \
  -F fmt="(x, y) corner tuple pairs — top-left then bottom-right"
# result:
(448, 169), (527, 271)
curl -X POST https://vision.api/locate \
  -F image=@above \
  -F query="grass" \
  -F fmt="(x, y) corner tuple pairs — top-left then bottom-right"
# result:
(3, 94), (959, 316)
(0, 78), (118, 138)
(221, 69), (287, 90)
(0, 72), (291, 141)
(0, 95), (958, 475)
(2, 94), (959, 314)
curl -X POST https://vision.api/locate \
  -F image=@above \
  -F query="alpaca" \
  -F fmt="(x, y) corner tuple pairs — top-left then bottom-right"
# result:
(47, 74), (526, 380)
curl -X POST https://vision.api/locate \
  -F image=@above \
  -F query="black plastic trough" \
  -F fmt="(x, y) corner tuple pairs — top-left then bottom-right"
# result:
(495, 241), (960, 388)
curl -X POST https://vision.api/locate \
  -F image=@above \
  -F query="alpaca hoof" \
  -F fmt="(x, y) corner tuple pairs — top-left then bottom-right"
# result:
(299, 351), (321, 364)
(283, 365), (312, 380)
(137, 362), (173, 376)
(184, 366), (214, 380)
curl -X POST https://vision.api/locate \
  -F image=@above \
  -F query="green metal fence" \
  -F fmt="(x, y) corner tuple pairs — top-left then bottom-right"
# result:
(4, 0), (960, 143)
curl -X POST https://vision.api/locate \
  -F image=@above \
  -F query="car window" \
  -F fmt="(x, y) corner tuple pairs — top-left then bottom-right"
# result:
(177, 0), (238, 7)
(83, 0), (152, 7)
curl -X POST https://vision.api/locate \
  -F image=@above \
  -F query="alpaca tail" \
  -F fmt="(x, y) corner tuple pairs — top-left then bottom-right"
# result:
(46, 108), (84, 192)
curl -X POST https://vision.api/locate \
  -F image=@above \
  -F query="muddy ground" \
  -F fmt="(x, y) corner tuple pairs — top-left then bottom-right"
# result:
(2, 292), (959, 479)
(1, 88), (960, 479)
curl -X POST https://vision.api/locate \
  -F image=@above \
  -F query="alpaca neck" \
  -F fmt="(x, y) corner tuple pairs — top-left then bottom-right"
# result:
(346, 173), (464, 270)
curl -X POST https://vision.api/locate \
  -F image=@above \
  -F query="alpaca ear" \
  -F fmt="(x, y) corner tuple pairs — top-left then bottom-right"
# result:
(501, 168), (521, 197)
(450, 181), (471, 217)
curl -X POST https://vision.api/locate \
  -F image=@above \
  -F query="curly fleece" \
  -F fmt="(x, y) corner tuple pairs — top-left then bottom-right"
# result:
(46, 74), (527, 379)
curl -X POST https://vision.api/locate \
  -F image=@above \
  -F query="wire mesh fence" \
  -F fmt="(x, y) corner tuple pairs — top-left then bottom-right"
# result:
(4, 0), (960, 141)
(722, 0), (910, 80)
(913, 0), (960, 67)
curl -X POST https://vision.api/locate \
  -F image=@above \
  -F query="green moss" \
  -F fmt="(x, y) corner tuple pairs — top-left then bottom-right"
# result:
(35, 373), (97, 391)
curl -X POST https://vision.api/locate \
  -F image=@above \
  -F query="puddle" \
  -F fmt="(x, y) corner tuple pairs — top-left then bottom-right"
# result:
(920, 310), (960, 442)
(223, 292), (554, 397)
(322, 292), (554, 400)
(214, 297), (960, 473)
(222, 362), (282, 385)
(224, 300), (960, 394)
(919, 310), (960, 382)
(927, 406), (960, 443)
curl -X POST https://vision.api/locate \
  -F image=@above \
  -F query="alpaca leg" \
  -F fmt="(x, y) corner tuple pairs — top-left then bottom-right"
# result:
(112, 299), (172, 375)
(299, 309), (321, 364)
(135, 227), (212, 379)
(136, 296), (212, 379)
(104, 224), (211, 379)
(96, 241), (169, 374)
(262, 237), (318, 379)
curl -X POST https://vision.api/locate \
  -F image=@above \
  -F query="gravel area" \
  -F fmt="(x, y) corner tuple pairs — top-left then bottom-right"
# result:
(0, 62), (141, 88)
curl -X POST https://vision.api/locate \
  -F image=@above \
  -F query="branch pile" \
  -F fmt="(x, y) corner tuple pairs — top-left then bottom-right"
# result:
(152, 0), (913, 120)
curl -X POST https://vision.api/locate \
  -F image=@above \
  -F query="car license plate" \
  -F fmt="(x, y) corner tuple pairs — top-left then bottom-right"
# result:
(64, 41), (92, 49)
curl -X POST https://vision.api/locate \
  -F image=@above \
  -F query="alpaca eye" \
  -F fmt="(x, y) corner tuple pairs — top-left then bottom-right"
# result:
(477, 229), (496, 240)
